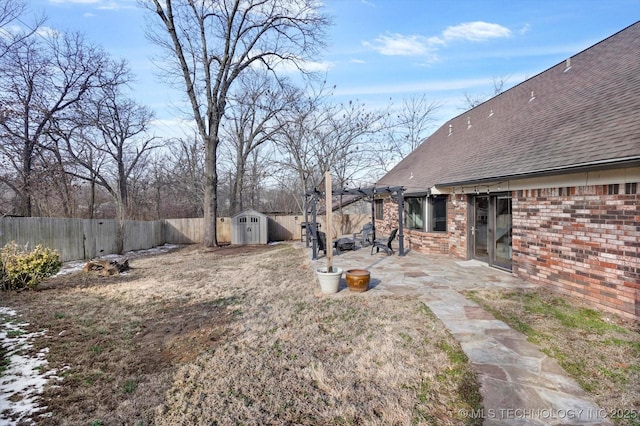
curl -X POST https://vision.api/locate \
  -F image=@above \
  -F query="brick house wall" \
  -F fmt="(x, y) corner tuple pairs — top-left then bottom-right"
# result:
(376, 197), (397, 235)
(379, 187), (639, 320)
(512, 185), (639, 320)
(377, 195), (468, 257)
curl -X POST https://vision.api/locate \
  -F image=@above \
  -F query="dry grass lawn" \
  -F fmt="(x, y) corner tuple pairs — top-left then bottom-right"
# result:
(1, 243), (481, 425)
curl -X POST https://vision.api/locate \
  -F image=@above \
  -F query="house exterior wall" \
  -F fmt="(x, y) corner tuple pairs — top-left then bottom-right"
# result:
(375, 197), (398, 235)
(379, 185), (639, 320)
(378, 195), (468, 257)
(512, 185), (639, 321)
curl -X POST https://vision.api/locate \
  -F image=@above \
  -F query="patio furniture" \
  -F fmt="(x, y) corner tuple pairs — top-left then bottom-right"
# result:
(371, 228), (398, 255)
(316, 230), (328, 256)
(307, 224), (327, 256)
(353, 222), (374, 247)
(334, 237), (355, 254)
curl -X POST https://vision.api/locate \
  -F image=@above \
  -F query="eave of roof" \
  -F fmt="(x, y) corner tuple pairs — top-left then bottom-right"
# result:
(435, 156), (640, 188)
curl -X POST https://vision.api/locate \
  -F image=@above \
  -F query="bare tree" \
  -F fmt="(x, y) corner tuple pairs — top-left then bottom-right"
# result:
(0, 0), (44, 60)
(221, 70), (295, 215)
(143, 0), (329, 247)
(156, 134), (205, 218)
(0, 30), (119, 216)
(57, 73), (160, 252)
(273, 83), (388, 211)
(376, 94), (440, 172)
(462, 74), (510, 110)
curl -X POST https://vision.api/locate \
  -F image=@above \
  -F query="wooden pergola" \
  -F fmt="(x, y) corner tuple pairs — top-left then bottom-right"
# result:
(303, 185), (406, 259)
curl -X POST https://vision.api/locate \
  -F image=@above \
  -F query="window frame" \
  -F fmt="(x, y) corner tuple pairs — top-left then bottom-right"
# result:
(403, 195), (448, 233)
(404, 197), (425, 231)
(374, 199), (384, 220)
(429, 195), (448, 233)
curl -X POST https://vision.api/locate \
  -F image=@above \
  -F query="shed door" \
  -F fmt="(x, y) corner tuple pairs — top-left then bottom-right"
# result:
(240, 216), (261, 244)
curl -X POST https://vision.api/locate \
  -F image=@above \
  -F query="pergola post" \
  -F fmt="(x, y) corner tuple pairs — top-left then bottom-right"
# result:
(397, 190), (405, 256)
(311, 193), (318, 260)
(370, 188), (376, 242)
(304, 195), (310, 248)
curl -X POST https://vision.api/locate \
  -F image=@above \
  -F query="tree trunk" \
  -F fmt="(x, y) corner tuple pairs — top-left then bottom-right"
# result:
(116, 201), (126, 255)
(88, 171), (96, 219)
(230, 154), (246, 215)
(202, 135), (218, 247)
(21, 141), (33, 217)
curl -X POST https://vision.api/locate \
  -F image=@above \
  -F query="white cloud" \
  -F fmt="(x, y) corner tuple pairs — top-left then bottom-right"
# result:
(363, 33), (436, 57)
(334, 77), (492, 97)
(441, 21), (511, 42)
(364, 21), (510, 59)
(242, 47), (332, 75)
(350, 58), (366, 64)
(47, 0), (135, 10)
(35, 25), (60, 38)
(49, 0), (99, 3)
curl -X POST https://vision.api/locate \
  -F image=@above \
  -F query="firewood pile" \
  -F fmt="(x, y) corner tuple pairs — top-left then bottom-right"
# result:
(83, 259), (130, 276)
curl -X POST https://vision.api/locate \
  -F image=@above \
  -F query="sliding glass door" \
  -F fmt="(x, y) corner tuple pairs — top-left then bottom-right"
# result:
(470, 194), (512, 270)
(473, 196), (489, 261)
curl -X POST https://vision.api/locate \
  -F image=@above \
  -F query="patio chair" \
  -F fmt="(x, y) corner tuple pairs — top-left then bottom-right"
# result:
(371, 228), (398, 255)
(307, 224), (326, 256)
(317, 230), (328, 255)
(353, 222), (374, 247)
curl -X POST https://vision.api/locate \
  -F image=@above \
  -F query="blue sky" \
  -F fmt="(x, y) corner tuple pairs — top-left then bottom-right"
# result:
(26, 0), (640, 137)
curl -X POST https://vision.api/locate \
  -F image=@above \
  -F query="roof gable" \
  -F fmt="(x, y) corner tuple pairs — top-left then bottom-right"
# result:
(378, 22), (640, 193)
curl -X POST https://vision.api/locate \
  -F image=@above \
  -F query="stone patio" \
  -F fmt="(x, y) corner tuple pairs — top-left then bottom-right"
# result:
(305, 242), (612, 425)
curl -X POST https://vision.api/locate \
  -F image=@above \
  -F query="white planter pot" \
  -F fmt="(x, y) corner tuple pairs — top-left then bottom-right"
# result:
(316, 267), (343, 294)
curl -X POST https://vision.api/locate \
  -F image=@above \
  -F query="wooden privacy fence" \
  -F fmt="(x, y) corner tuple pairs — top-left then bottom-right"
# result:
(0, 217), (163, 262)
(0, 214), (370, 262)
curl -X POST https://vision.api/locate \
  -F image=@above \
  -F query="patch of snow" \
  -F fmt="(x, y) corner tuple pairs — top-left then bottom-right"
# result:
(0, 307), (55, 425)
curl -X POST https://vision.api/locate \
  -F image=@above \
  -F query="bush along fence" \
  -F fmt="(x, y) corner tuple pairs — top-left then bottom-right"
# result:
(0, 214), (370, 262)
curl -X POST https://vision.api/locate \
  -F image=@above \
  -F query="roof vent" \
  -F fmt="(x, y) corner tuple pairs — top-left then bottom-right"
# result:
(448, 124), (453, 136)
(467, 116), (472, 129)
(529, 91), (535, 102)
(489, 109), (494, 117)
(563, 57), (571, 73)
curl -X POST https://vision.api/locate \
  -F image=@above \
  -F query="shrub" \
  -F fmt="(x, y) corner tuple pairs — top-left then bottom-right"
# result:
(0, 242), (62, 291)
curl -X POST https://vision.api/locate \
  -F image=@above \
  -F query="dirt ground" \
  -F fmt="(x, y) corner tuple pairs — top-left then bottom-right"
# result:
(1, 243), (481, 425)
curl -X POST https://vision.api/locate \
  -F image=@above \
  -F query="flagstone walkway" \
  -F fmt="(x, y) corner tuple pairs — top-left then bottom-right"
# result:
(306, 242), (612, 425)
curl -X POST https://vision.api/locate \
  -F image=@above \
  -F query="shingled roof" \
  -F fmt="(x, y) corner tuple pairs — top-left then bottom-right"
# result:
(377, 21), (640, 194)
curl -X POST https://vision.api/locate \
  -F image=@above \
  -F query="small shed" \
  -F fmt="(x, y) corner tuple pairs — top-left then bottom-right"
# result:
(231, 209), (268, 245)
